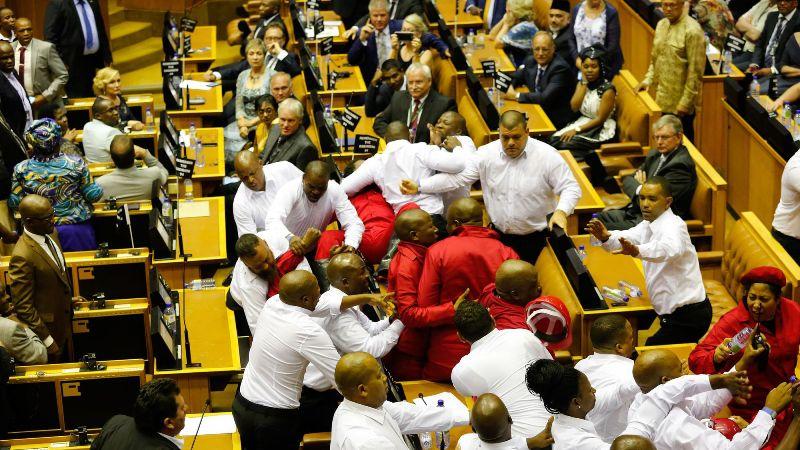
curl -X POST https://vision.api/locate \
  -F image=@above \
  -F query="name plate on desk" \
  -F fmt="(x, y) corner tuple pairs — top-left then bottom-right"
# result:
(161, 60), (182, 78)
(321, 36), (334, 55)
(481, 60), (497, 78)
(337, 108), (361, 131)
(495, 71), (512, 92)
(724, 34), (746, 53)
(355, 134), (379, 154)
(175, 157), (196, 178)
(181, 16), (198, 32)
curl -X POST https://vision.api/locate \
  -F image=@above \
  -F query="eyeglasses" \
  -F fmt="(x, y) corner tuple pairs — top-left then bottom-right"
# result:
(653, 134), (678, 141)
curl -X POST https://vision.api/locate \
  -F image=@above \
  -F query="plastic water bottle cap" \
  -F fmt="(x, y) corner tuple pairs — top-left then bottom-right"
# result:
(791, 376), (797, 383)
(437, 399), (444, 407)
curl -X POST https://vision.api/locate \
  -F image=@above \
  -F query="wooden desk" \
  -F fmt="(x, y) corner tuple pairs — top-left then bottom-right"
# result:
(154, 288), (241, 413)
(489, 87), (557, 139)
(181, 412), (241, 450)
(181, 25), (217, 72)
(318, 54), (367, 107)
(431, 0), (484, 29)
(320, 106), (386, 164)
(66, 94), (155, 130)
(169, 73), (224, 128)
(562, 151), (605, 235)
(304, 11), (349, 48)
(606, 0), (654, 81)
(91, 200), (152, 217)
(399, 381), (473, 450)
(152, 197), (227, 287)
(459, 39), (516, 85)
(72, 298), (152, 366)
(696, 57), (746, 173)
(175, 127), (226, 197)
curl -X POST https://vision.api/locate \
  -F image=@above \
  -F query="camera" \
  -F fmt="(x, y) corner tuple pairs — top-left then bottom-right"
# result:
(90, 292), (107, 310)
(81, 353), (106, 371)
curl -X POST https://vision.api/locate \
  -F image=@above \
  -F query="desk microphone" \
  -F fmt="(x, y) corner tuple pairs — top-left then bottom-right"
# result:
(189, 398), (212, 450)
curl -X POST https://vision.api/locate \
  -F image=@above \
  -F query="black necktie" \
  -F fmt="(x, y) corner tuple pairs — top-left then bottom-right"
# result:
(45, 235), (64, 273)
(535, 67), (545, 92)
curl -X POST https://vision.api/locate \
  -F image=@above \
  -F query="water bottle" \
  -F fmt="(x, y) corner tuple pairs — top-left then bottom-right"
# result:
(463, 33), (473, 63)
(188, 122), (197, 148)
(185, 278), (215, 290)
(601, 286), (629, 305)
(794, 110), (800, 140)
(145, 107), (155, 131)
(783, 104), (792, 126)
(577, 245), (588, 262)
(590, 213), (604, 246)
(750, 76), (760, 98)
(162, 197), (173, 227)
(324, 104), (334, 128)
(194, 139), (205, 168)
(487, 87), (496, 107)
(435, 400), (450, 450)
(418, 432), (433, 449)
(476, 31), (485, 49)
(722, 50), (732, 74)
(618, 280), (643, 297)
(727, 327), (753, 353)
(497, 91), (505, 109)
(467, 29), (475, 50)
(163, 299), (177, 334)
(184, 178), (194, 201)
(310, 55), (321, 81)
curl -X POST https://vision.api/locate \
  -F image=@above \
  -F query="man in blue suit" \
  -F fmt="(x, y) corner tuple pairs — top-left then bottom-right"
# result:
(465, 0), (506, 29)
(348, 0), (402, 84)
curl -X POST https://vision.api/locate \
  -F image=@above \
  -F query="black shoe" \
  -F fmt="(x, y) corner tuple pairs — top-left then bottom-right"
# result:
(238, 20), (251, 37)
(222, 271), (233, 287)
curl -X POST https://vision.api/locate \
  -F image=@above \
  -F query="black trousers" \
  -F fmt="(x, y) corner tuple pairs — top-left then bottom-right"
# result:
(772, 228), (800, 266)
(495, 229), (548, 264)
(299, 386), (343, 435)
(664, 112), (696, 143)
(232, 391), (301, 450)
(645, 299), (712, 346)
(597, 208), (642, 231)
(65, 52), (105, 98)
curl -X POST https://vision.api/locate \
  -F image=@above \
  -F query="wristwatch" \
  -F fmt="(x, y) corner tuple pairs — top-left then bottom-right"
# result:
(762, 406), (778, 419)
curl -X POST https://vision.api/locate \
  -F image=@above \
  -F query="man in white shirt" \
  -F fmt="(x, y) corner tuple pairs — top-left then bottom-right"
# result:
(585, 176), (711, 345)
(451, 300), (553, 440)
(331, 351), (469, 449)
(401, 110), (582, 263)
(575, 314), (638, 443)
(341, 121), (465, 222)
(629, 349), (791, 450)
(83, 97), (123, 163)
(772, 150), (800, 265)
(427, 111), (478, 211)
(457, 393), (553, 450)
(232, 151), (303, 236)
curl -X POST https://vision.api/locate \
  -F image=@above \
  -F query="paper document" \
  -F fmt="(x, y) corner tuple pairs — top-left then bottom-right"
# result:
(179, 80), (215, 91)
(179, 201), (210, 218)
(317, 25), (340, 38)
(181, 414), (238, 436)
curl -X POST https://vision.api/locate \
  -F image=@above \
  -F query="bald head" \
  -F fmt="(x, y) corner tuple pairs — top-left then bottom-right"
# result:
(278, 270), (320, 310)
(611, 435), (657, 450)
(447, 198), (484, 231)
(20, 194), (54, 235)
(335, 352), (387, 407)
(110, 135), (135, 169)
(471, 394), (513, 443)
(500, 110), (527, 131)
(394, 208), (438, 246)
(305, 160), (330, 179)
(495, 260), (540, 306)
(234, 149), (260, 171)
(384, 121), (410, 142)
(327, 253), (368, 294)
(632, 349), (682, 394)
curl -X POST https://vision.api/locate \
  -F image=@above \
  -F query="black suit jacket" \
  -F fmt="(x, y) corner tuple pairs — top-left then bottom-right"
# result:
(0, 72), (30, 140)
(260, 125), (319, 170)
(554, 28), (578, 69)
(0, 109), (21, 199)
(334, 0), (370, 27)
(365, 82), (397, 117)
(753, 11), (800, 70)
(622, 145), (697, 219)
(512, 54), (577, 129)
(44, 0), (112, 68)
(90, 415), (180, 450)
(373, 89), (456, 143)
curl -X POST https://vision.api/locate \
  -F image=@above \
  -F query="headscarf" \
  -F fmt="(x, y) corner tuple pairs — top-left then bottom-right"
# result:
(579, 44), (609, 90)
(24, 118), (63, 162)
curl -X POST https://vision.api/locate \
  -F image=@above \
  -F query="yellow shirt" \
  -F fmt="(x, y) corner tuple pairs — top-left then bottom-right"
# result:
(643, 14), (706, 114)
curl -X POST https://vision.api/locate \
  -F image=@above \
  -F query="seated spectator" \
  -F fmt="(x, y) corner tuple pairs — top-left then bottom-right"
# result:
(596, 115), (697, 230)
(9, 119), (103, 251)
(748, 0), (799, 92)
(490, 0), (540, 67)
(365, 58), (405, 117)
(373, 63), (457, 143)
(269, 71), (310, 128)
(347, 0), (426, 33)
(0, 8), (14, 43)
(91, 378), (187, 450)
(223, 38), (271, 168)
(252, 94), (279, 156)
(93, 68), (144, 132)
(82, 97), (123, 163)
(689, 0), (738, 51)
(549, 45), (616, 185)
(506, 31), (577, 129)
(347, 0), (408, 83)
(12, 17), (68, 109)
(226, 0), (284, 49)
(769, 74), (800, 110)
(259, 98), (318, 170)
(37, 102), (81, 159)
(570, 0), (624, 77)
(777, 31), (800, 94)
(389, 14), (448, 71)
(550, 0), (578, 66)
(734, 0), (777, 69)
(95, 135), (167, 201)
(0, 298), (47, 365)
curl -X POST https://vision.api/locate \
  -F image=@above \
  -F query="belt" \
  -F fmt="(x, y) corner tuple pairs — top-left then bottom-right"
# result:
(662, 298), (710, 319)
(235, 390), (300, 417)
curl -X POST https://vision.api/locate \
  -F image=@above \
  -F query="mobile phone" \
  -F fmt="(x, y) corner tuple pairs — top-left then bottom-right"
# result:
(396, 31), (414, 42)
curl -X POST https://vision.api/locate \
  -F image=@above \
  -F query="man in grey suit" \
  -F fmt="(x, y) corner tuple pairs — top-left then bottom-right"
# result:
(12, 18), (68, 109)
(260, 98), (318, 170)
(0, 313), (47, 365)
(96, 135), (168, 201)
(597, 115), (698, 230)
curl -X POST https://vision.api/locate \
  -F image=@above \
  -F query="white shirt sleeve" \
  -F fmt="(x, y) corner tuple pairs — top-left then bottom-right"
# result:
(724, 410), (775, 450)
(603, 221), (649, 250)
(636, 225), (685, 263)
(624, 374), (713, 439)
(265, 183), (296, 239)
(683, 388), (732, 420)
(330, 183), (365, 248)
(340, 156), (380, 196)
(384, 401), (470, 434)
(451, 362), (484, 397)
(297, 327), (342, 387)
(233, 188), (257, 237)
(593, 381), (640, 416)
(419, 156), (481, 193)
(548, 153), (582, 215)
(417, 147), (467, 173)
(354, 309), (391, 335)
(327, 311), (404, 358)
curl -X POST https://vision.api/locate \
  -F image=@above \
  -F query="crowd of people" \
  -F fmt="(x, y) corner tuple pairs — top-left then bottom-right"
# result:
(3, 0), (800, 449)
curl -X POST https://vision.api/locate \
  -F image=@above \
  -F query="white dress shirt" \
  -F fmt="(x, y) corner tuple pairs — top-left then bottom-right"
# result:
(601, 208), (706, 315)
(575, 353), (637, 443)
(456, 434), (529, 450)
(304, 287), (404, 391)
(22, 228), (67, 348)
(331, 398), (469, 450)
(14, 44), (33, 95)
(341, 139), (466, 215)
(452, 329), (553, 437)
(773, 150), (800, 239)
(233, 161), (303, 237)
(82, 119), (123, 163)
(266, 178), (365, 248)
(229, 229), (312, 335)
(441, 136), (478, 212)
(419, 138), (582, 235)
(73, 0), (101, 55)
(239, 297), (342, 409)
(0, 31), (14, 42)
(157, 433), (184, 449)
(3, 70), (32, 130)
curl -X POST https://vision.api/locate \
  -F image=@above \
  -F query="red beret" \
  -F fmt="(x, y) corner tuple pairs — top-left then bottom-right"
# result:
(740, 266), (787, 288)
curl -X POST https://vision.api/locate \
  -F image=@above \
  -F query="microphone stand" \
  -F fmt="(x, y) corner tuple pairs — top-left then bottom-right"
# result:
(189, 399), (211, 450)
(176, 142), (200, 368)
